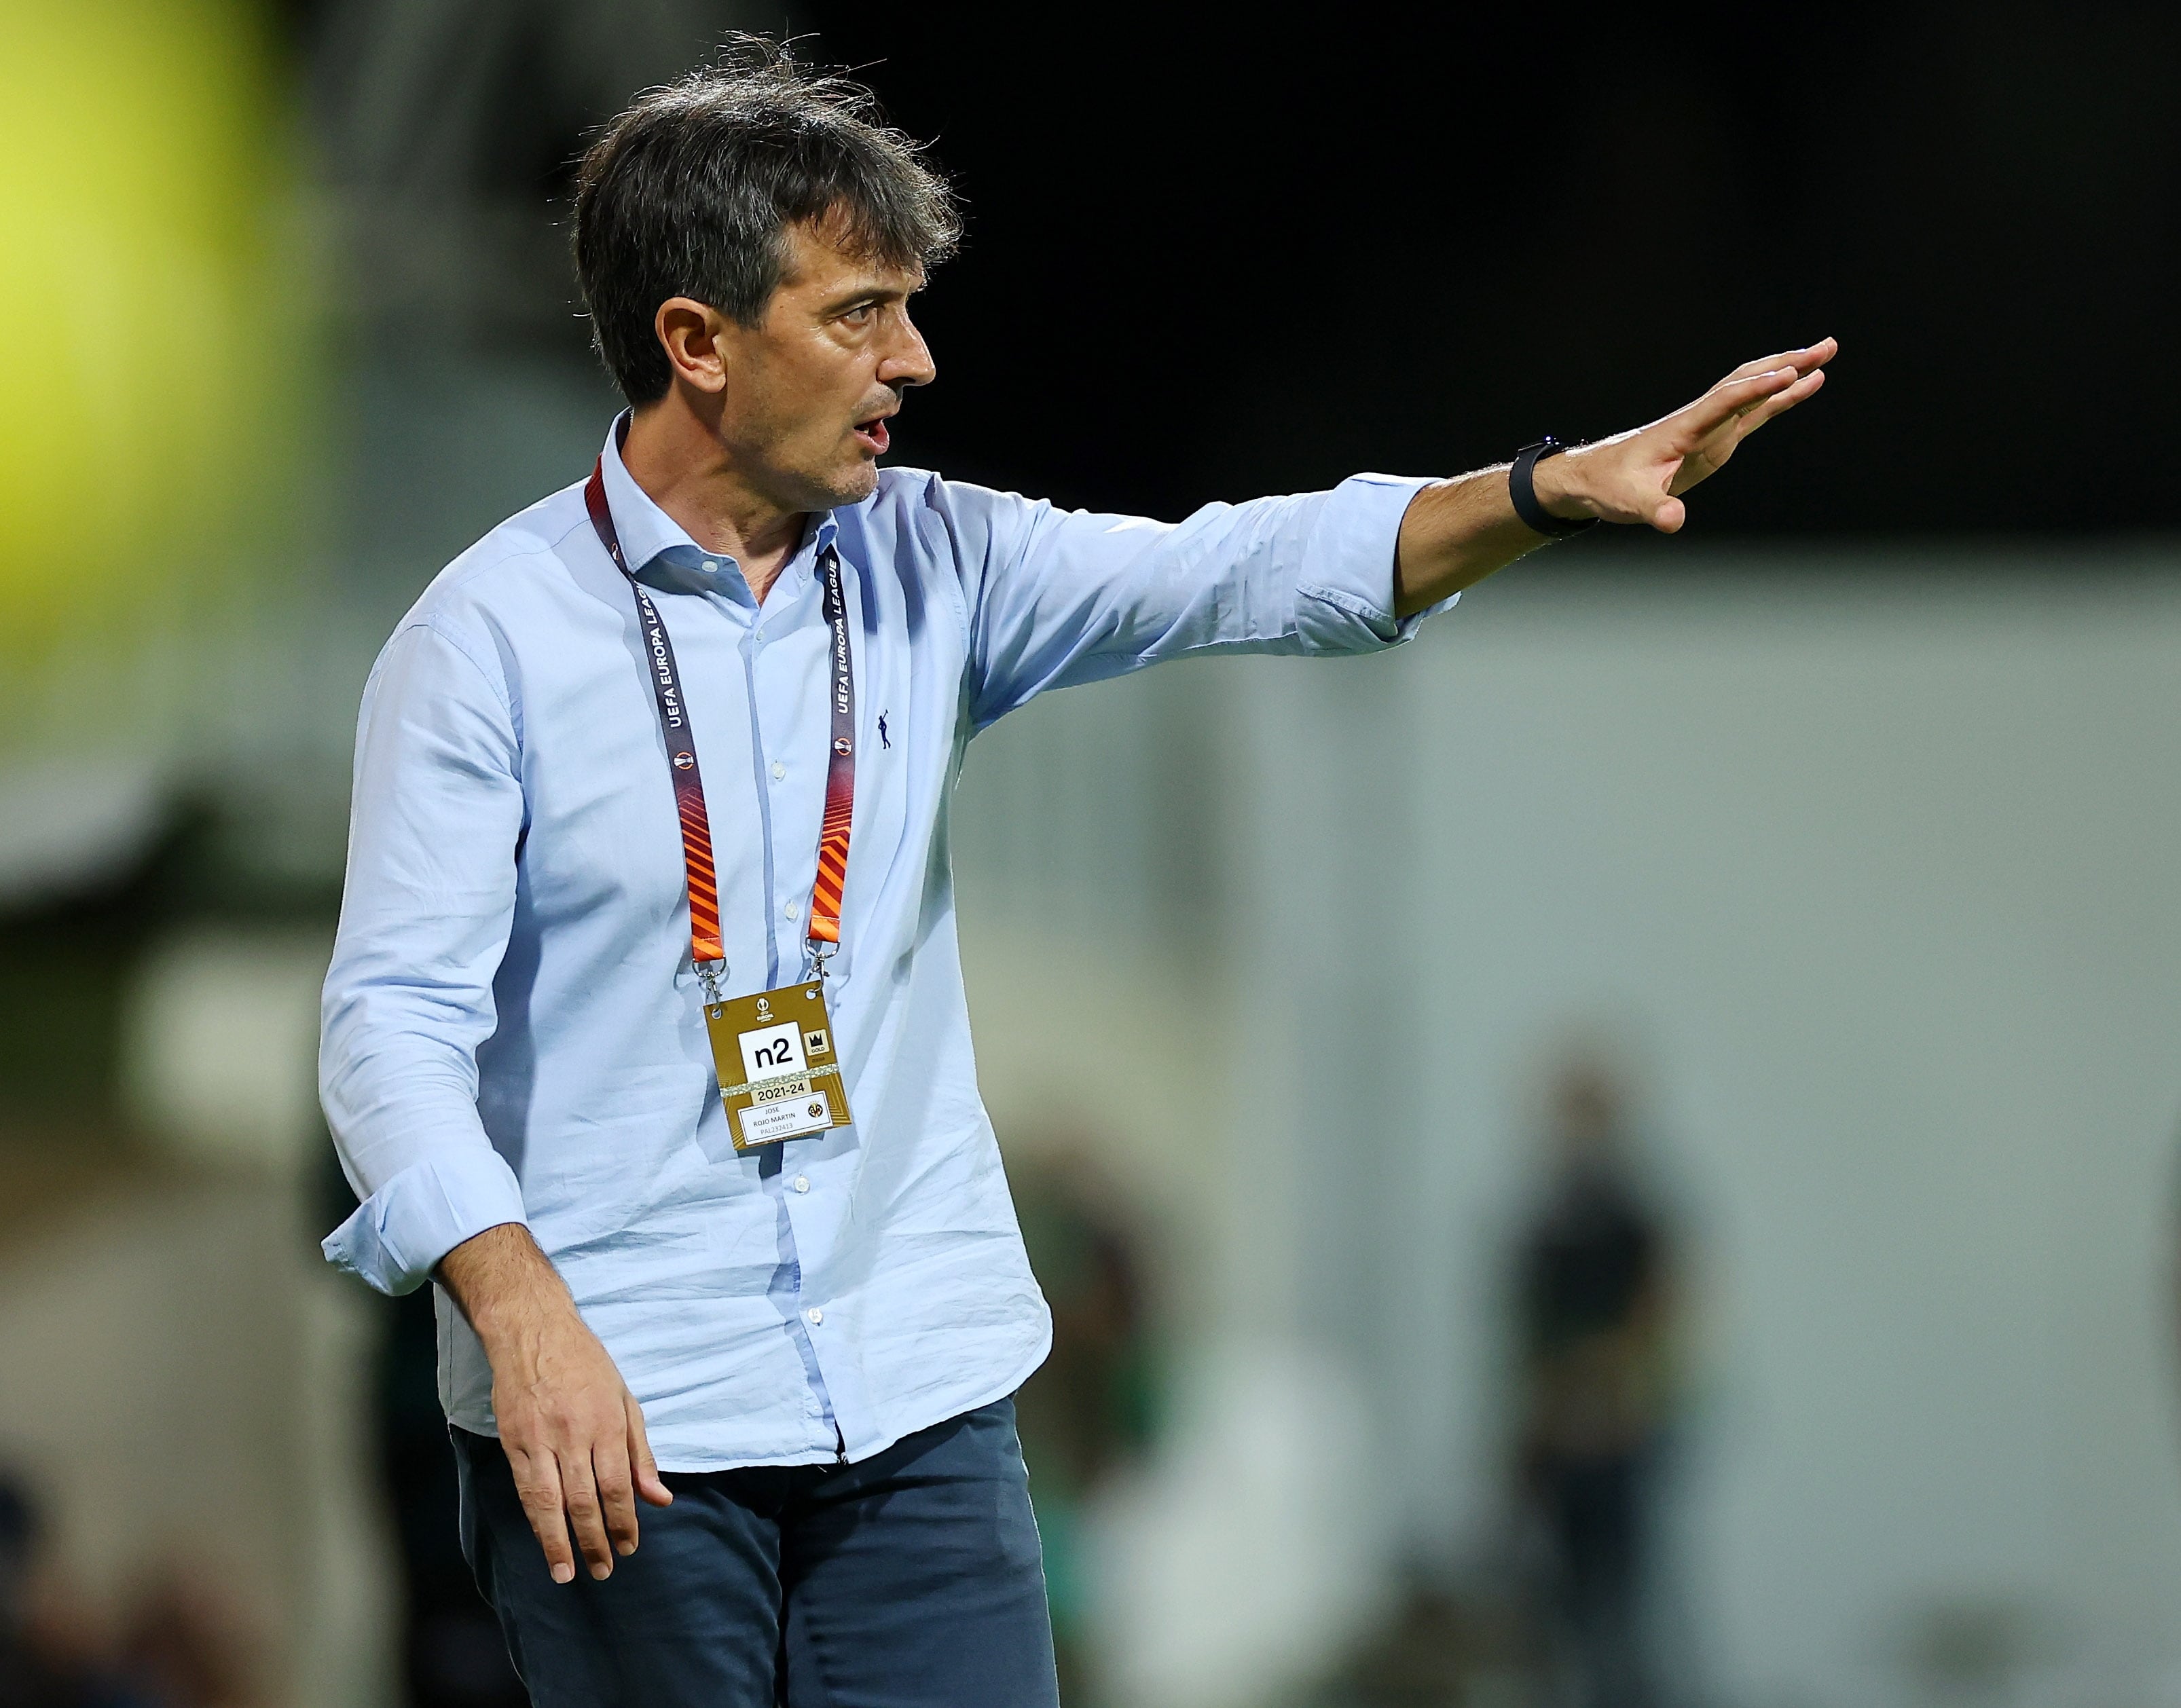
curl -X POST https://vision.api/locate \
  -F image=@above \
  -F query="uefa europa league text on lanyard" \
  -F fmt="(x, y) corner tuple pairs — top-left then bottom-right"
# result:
(585, 458), (856, 1151)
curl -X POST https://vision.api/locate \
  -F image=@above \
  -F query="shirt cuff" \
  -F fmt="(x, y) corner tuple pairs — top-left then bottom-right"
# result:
(1295, 472), (1457, 651)
(322, 1148), (530, 1296)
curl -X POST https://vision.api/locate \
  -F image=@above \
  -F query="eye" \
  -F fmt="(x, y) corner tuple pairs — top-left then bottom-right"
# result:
(841, 303), (877, 327)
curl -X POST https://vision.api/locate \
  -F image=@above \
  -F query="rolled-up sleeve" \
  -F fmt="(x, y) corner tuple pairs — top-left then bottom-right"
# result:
(320, 618), (530, 1295)
(936, 469), (1452, 728)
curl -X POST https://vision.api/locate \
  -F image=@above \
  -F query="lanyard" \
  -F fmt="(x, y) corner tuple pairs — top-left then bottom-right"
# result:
(583, 456), (857, 998)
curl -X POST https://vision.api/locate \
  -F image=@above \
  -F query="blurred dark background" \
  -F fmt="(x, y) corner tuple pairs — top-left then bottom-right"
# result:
(276, 0), (2179, 538)
(817, 3), (2180, 539)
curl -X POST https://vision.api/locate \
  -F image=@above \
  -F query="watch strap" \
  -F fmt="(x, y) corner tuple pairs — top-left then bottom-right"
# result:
(1509, 438), (1600, 538)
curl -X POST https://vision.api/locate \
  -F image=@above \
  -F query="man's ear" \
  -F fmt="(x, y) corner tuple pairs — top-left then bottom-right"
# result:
(653, 298), (729, 396)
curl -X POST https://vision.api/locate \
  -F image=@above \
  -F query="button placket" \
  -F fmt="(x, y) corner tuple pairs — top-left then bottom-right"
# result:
(744, 572), (816, 983)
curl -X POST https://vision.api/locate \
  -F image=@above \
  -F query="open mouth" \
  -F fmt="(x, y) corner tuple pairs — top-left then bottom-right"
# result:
(852, 416), (890, 456)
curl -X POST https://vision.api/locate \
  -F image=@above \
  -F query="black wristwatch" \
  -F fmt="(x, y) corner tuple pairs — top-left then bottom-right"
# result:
(1509, 438), (1599, 538)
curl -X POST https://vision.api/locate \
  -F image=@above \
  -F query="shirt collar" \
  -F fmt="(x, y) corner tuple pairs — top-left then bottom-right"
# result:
(595, 411), (841, 594)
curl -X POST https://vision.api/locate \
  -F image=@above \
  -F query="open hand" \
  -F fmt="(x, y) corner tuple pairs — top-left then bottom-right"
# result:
(1536, 338), (1836, 533)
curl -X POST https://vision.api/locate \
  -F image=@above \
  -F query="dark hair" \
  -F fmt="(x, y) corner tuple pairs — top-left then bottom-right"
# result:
(572, 39), (960, 406)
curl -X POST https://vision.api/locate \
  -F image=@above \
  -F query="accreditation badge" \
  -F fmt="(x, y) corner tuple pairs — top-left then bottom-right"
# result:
(705, 980), (853, 1150)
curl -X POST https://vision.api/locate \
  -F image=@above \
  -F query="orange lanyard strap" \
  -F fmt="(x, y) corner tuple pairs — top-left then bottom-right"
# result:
(583, 457), (857, 987)
(809, 545), (855, 954)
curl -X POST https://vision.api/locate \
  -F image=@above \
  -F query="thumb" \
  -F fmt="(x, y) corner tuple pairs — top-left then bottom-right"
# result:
(1650, 494), (1687, 534)
(627, 1392), (674, 1507)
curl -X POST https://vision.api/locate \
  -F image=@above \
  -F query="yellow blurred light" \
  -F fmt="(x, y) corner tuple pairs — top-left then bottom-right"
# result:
(0, 0), (300, 661)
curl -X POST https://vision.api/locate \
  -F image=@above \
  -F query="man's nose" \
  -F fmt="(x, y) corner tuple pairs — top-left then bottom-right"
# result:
(880, 315), (936, 390)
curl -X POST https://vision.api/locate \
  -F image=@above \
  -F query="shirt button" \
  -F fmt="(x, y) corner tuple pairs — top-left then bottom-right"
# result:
(700, 559), (718, 574)
(784, 899), (800, 921)
(805, 1307), (824, 1326)
(771, 762), (786, 781)
(792, 1175), (810, 1193)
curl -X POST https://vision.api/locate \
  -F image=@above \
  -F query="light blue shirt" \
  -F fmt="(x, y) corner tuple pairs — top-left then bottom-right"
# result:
(321, 418), (1446, 1469)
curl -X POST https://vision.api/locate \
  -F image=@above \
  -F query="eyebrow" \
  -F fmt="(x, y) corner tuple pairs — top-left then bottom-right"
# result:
(818, 276), (924, 316)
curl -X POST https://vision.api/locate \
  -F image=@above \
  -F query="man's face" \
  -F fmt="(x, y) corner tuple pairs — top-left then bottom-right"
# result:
(709, 215), (935, 512)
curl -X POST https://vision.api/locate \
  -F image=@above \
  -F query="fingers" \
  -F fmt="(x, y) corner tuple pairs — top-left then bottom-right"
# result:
(1676, 368), (1828, 489)
(1736, 364), (1827, 434)
(629, 1393), (676, 1510)
(1674, 366), (1801, 441)
(594, 1434), (639, 1561)
(1789, 335), (1837, 371)
(1691, 337), (1837, 434)
(1719, 351), (1795, 384)
(559, 1448), (617, 1582)
(1721, 336), (1837, 385)
(557, 1397), (668, 1578)
(507, 1447), (579, 1586)
(507, 1426), (617, 1584)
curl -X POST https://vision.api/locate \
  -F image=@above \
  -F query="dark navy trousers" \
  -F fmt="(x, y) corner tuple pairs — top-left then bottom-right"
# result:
(454, 1398), (1061, 1707)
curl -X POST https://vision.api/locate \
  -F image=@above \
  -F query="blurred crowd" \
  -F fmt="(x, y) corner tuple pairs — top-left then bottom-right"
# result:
(0, 1473), (263, 1708)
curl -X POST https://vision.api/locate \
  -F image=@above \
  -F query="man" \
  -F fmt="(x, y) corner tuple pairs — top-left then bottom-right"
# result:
(320, 43), (1831, 1708)
(1514, 1060), (1681, 1708)
(1006, 1145), (1155, 1702)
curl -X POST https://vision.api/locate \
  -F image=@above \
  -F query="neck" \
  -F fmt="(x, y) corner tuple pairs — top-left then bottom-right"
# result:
(620, 396), (808, 604)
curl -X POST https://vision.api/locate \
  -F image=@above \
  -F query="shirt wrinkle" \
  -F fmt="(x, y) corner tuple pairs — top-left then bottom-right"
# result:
(321, 419), (1444, 1468)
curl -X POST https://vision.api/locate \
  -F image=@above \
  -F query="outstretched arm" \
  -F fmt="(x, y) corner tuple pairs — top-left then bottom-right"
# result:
(1393, 338), (1836, 616)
